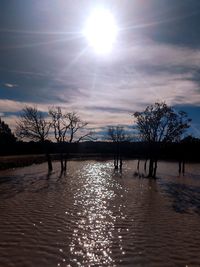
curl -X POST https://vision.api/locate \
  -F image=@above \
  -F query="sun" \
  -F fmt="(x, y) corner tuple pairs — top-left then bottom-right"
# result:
(83, 8), (118, 54)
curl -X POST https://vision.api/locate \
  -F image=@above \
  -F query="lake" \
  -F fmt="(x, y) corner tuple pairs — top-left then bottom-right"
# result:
(0, 160), (200, 266)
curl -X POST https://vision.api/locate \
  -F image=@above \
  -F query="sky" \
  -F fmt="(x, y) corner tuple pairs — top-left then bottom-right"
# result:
(1, 0), (200, 138)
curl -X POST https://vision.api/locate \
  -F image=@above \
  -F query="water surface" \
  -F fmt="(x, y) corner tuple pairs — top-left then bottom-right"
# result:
(0, 160), (200, 266)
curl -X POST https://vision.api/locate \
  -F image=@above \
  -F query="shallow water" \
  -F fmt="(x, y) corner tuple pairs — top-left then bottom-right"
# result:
(0, 160), (200, 267)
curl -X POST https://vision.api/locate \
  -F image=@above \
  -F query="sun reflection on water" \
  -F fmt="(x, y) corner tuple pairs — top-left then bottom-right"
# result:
(1, 161), (200, 266)
(69, 162), (116, 266)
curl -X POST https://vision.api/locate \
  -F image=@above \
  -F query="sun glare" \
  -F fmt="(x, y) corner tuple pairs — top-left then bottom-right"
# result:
(83, 8), (118, 54)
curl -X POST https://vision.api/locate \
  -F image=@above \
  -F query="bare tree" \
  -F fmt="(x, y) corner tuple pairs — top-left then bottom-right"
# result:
(108, 126), (126, 143)
(16, 107), (50, 142)
(49, 107), (70, 143)
(133, 102), (191, 178)
(16, 106), (52, 171)
(49, 107), (93, 171)
(49, 108), (93, 143)
(49, 106), (69, 171)
(67, 112), (90, 143)
(108, 126), (128, 170)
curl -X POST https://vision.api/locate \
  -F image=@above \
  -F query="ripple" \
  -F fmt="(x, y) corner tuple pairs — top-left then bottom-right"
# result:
(0, 160), (200, 266)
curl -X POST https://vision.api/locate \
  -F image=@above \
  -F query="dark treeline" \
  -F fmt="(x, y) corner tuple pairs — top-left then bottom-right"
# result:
(0, 102), (198, 177)
(1, 139), (200, 162)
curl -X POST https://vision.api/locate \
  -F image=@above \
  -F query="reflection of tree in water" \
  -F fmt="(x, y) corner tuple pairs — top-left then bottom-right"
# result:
(162, 182), (200, 214)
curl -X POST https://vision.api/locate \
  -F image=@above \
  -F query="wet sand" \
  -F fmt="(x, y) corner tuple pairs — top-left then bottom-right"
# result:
(0, 160), (200, 266)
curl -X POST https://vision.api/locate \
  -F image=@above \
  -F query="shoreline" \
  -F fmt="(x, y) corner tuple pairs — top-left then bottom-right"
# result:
(0, 154), (113, 170)
(0, 154), (200, 171)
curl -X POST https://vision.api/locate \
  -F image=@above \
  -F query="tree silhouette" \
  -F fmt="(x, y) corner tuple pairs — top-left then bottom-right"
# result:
(0, 118), (16, 146)
(49, 106), (69, 143)
(16, 106), (52, 171)
(16, 107), (50, 142)
(108, 126), (128, 170)
(67, 112), (94, 143)
(49, 107), (93, 171)
(49, 107), (93, 143)
(133, 102), (191, 177)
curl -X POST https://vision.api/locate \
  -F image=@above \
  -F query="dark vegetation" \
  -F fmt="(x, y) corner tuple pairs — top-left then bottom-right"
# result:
(0, 118), (16, 148)
(0, 102), (199, 176)
(108, 126), (130, 170)
(133, 102), (191, 177)
(1, 139), (200, 161)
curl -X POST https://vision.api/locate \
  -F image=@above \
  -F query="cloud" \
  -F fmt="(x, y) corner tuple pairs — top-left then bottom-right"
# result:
(4, 83), (18, 88)
(1, 0), (200, 135)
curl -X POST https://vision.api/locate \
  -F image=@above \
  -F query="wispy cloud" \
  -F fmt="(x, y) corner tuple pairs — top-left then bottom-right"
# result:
(1, 0), (200, 135)
(4, 83), (18, 88)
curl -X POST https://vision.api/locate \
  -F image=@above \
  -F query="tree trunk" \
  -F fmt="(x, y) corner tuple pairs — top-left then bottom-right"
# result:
(144, 159), (148, 172)
(153, 159), (158, 178)
(60, 153), (64, 171)
(178, 160), (182, 174)
(42, 141), (53, 172)
(148, 158), (154, 177)
(46, 153), (53, 171)
(114, 154), (116, 167)
(119, 156), (122, 170)
(179, 160), (185, 175)
(64, 154), (67, 171)
(137, 159), (140, 172)
(114, 155), (118, 169)
(182, 159), (185, 174)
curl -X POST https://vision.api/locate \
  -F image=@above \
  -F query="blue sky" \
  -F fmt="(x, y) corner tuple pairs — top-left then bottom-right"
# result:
(1, 0), (200, 137)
